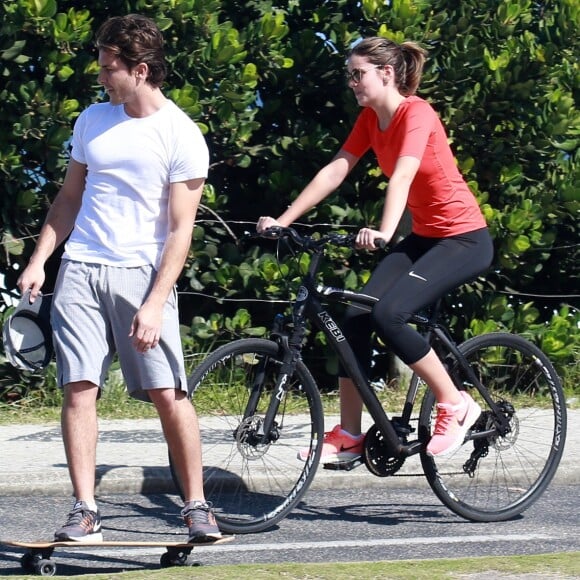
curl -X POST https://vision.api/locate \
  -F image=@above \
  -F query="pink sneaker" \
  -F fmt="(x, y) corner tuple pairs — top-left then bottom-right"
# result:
(426, 391), (482, 457)
(298, 425), (364, 462)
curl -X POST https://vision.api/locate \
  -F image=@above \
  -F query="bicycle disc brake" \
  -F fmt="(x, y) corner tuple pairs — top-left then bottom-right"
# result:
(363, 425), (406, 477)
(235, 416), (279, 459)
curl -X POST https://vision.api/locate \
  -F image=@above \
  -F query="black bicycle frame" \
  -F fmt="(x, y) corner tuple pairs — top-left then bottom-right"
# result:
(281, 249), (420, 457)
(259, 240), (510, 454)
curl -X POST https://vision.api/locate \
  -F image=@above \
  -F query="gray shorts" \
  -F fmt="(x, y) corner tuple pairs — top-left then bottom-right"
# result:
(51, 260), (188, 402)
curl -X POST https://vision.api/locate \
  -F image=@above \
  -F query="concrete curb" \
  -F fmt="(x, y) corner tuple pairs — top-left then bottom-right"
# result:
(0, 410), (577, 497)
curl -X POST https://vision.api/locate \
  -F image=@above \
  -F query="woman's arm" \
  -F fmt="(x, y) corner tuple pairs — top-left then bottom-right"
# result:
(356, 155), (420, 249)
(257, 149), (359, 232)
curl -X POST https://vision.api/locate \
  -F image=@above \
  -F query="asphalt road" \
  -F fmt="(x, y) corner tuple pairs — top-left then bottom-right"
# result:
(0, 483), (578, 575)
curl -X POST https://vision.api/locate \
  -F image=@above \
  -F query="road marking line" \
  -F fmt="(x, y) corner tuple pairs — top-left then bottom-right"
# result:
(40, 533), (551, 558)
(192, 533), (553, 553)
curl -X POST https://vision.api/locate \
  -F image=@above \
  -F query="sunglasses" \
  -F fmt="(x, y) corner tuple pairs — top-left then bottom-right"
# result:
(345, 65), (383, 85)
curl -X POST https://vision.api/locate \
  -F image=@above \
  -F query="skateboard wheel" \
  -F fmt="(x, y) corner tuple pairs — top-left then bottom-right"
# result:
(160, 550), (188, 567)
(35, 558), (56, 576)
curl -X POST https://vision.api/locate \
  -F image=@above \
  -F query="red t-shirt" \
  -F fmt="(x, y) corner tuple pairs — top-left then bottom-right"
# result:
(342, 96), (486, 237)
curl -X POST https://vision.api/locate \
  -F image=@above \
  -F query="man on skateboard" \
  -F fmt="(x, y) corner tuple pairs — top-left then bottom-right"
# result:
(17, 14), (220, 544)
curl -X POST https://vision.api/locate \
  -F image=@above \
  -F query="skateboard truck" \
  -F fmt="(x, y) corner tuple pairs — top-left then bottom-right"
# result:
(21, 548), (56, 577)
(19, 544), (193, 576)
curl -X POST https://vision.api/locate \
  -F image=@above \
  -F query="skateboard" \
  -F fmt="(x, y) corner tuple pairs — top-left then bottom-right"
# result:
(1, 536), (234, 576)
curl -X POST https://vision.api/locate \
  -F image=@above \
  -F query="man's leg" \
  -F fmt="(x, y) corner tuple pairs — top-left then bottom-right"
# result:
(149, 387), (205, 501)
(61, 381), (99, 503)
(55, 380), (103, 541)
(149, 387), (221, 541)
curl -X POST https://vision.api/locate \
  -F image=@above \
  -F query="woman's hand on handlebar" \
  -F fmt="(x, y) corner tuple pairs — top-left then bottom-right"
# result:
(355, 227), (389, 251)
(257, 216), (283, 233)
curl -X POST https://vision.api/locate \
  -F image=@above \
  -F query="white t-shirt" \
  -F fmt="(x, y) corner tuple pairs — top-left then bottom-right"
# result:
(64, 100), (209, 268)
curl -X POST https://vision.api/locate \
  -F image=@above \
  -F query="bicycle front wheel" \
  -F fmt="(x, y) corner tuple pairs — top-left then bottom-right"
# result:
(419, 332), (567, 522)
(178, 338), (324, 534)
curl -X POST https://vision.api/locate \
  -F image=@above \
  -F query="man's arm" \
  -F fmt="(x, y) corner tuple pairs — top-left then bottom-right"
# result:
(129, 177), (204, 353)
(17, 159), (87, 299)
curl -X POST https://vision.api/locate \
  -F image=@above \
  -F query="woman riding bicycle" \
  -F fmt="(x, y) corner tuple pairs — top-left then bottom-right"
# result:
(257, 37), (494, 460)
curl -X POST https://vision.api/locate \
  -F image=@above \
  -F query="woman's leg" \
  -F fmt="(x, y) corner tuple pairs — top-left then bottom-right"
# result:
(336, 237), (421, 436)
(338, 376), (365, 435)
(409, 349), (462, 406)
(370, 229), (493, 456)
(371, 229), (493, 374)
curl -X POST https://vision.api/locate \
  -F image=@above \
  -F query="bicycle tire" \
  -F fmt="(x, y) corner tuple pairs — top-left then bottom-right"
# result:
(170, 338), (324, 534)
(419, 332), (567, 522)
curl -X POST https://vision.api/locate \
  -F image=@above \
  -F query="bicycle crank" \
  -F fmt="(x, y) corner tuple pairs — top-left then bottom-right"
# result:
(363, 425), (406, 477)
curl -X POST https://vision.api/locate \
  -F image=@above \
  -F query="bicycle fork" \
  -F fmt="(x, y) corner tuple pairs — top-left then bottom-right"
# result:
(241, 323), (302, 446)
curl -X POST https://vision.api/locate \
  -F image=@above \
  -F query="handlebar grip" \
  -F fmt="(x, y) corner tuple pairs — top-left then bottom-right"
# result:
(374, 238), (388, 250)
(261, 226), (284, 239)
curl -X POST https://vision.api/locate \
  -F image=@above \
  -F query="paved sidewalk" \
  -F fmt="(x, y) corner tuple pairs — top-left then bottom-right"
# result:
(0, 410), (578, 497)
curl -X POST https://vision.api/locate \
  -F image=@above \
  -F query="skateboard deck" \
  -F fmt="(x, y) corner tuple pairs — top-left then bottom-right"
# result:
(1, 536), (234, 576)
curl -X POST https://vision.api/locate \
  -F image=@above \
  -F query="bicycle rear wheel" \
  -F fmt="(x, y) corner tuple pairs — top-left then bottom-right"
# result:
(419, 332), (567, 522)
(173, 338), (324, 534)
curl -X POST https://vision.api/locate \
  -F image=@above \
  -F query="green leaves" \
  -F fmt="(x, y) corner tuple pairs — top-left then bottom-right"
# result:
(168, 85), (202, 118)
(259, 11), (289, 40)
(208, 26), (248, 64)
(483, 46), (511, 72)
(26, 0), (57, 19)
(1, 40), (28, 62)
(1, 232), (25, 257)
(475, 299), (579, 364)
(52, 8), (93, 44)
(0, 0), (577, 381)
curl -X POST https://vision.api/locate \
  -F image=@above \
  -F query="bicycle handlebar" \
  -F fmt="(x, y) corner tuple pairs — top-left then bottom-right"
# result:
(249, 226), (388, 252)
(264, 226), (356, 250)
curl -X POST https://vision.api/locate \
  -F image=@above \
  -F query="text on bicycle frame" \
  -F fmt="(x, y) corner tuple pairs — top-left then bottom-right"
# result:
(317, 311), (346, 342)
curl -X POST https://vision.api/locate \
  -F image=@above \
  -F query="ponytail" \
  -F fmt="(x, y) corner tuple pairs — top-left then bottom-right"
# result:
(349, 37), (427, 96)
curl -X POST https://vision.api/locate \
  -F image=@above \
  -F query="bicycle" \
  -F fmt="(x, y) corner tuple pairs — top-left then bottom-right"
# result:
(171, 226), (567, 534)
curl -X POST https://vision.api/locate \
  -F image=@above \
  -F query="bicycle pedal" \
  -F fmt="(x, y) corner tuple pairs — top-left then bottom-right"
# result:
(323, 457), (363, 471)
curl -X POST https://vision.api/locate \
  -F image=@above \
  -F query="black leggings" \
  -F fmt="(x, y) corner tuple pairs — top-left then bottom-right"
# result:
(339, 227), (494, 376)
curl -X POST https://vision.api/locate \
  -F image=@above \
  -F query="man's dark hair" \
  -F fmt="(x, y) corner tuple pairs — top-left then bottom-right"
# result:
(95, 14), (167, 87)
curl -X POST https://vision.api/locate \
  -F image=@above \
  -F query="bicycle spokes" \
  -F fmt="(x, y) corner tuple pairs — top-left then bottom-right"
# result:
(419, 333), (566, 522)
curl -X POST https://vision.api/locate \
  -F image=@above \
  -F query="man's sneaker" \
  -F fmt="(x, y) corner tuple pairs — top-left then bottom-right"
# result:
(182, 501), (222, 543)
(426, 391), (482, 457)
(298, 425), (365, 462)
(54, 501), (103, 542)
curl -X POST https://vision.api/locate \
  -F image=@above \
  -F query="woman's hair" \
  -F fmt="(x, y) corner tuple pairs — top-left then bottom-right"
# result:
(95, 14), (167, 87)
(349, 37), (427, 96)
